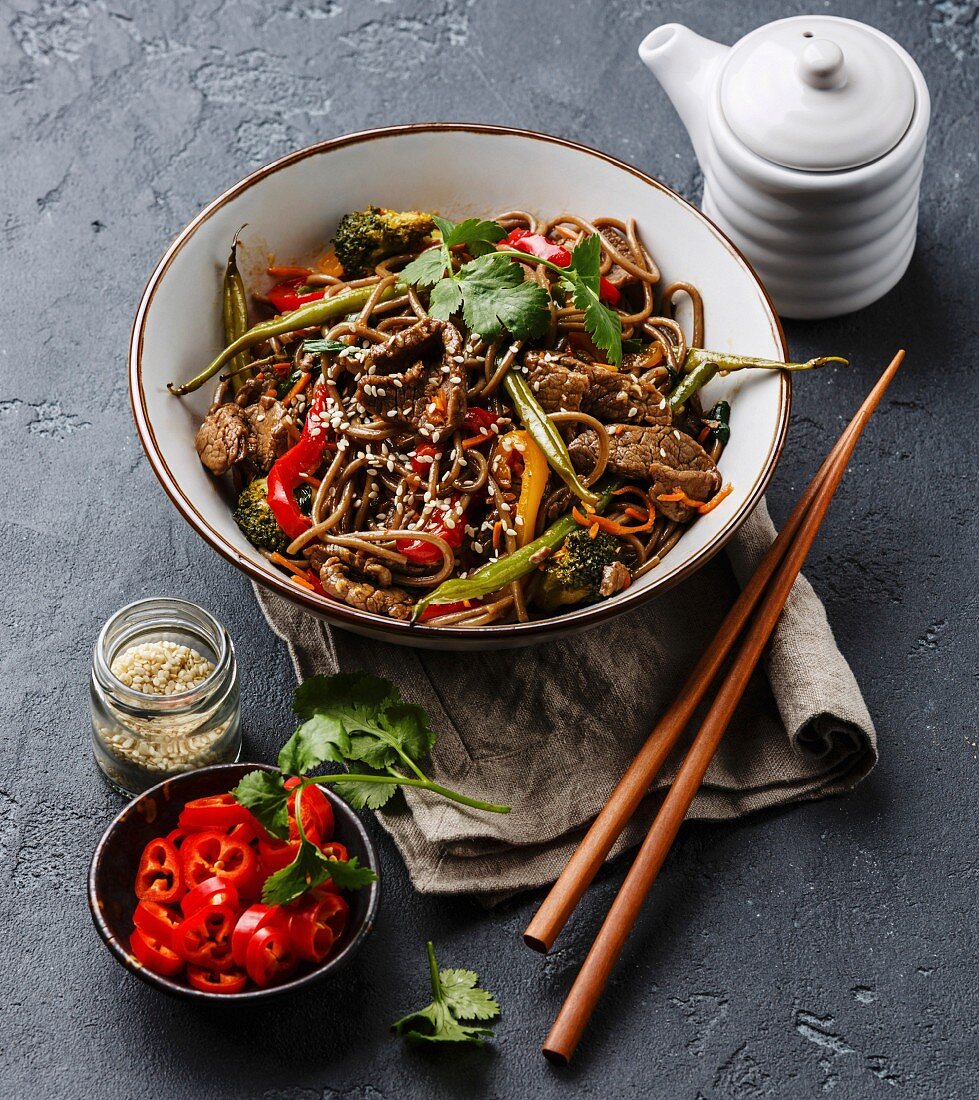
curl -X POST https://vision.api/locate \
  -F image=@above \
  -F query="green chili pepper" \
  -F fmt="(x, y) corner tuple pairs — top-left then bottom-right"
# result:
(669, 349), (847, 411)
(503, 370), (600, 507)
(169, 282), (402, 396)
(705, 400), (731, 446)
(223, 233), (252, 395)
(411, 478), (618, 622)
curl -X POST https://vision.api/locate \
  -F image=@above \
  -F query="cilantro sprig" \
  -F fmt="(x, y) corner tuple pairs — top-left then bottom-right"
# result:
(400, 215), (623, 363)
(392, 942), (501, 1047)
(233, 673), (510, 904)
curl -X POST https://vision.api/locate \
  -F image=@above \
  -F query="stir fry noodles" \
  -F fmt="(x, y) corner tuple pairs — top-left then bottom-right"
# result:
(175, 207), (839, 627)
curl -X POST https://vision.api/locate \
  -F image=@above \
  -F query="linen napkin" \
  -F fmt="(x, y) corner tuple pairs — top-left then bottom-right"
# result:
(254, 499), (876, 903)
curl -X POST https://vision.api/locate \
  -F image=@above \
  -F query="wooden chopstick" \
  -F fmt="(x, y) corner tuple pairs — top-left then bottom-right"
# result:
(523, 351), (903, 955)
(540, 350), (905, 1065)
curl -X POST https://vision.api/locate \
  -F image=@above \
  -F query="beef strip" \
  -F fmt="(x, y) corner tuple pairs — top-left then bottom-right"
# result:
(599, 226), (639, 290)
(317, 556), (413, 621)
(306, 543), (393, 587)
(569, 424), (721, 522)
(521, 349), (669, 426)
(522, 351), (590, 413)
(356, 318), (466, 438)
(195, 396), (298, 477)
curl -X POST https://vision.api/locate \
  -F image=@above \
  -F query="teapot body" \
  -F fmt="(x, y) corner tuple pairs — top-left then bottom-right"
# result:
(642, 18), (931, 320)
(700, 48), (929, 319)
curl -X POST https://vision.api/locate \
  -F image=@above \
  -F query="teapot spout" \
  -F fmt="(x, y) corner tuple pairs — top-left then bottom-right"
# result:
(639, 24), (729, 165)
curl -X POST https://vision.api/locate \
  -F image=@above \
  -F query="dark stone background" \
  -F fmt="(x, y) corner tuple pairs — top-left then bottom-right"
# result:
(1, 0), (976, 1096)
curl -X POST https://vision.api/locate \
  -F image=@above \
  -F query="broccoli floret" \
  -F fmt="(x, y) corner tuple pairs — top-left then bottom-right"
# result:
(232, 478), (287, 553)
(534, 527), (623, 610)
(332, 206), (435, 277)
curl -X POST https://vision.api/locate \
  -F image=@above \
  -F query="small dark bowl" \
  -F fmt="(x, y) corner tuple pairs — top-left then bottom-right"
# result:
(88, 762), (380, 1002)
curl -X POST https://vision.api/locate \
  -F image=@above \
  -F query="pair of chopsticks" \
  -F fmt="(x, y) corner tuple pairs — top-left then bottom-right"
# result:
(524, 350), (905, 1066)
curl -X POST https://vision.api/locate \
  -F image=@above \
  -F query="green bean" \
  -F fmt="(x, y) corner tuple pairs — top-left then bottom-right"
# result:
(669, 349), (847, 411)
(223, 233), (252, 395)
(411, 478), (617, 622)
(503, 370), (600, 507)
(168, 282), (402, 396)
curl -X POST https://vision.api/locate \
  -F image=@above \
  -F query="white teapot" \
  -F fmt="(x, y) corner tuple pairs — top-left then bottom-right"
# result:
(639, 16), (930, 319)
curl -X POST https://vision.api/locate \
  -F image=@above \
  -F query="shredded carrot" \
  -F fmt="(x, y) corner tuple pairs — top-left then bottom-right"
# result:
(589, 522), (600, 538)
(317, 247), (344, 278)
(289, 575), (316, 592)
(283, 371), (311, 405)
(697, 483), (734, 515)
(270, 553), (308, 579)
(427, 389), (448, 425)
(573, 506), (654, 536)
(623, 506), (649, 522)
(657, 488), (703, 509)
(612, 485), (652, 508)
(267, 265), (313, 278)
(492, 520), (503, 552)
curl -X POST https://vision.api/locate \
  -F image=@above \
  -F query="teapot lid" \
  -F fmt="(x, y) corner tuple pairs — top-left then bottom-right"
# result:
(719, 16), (916, 171)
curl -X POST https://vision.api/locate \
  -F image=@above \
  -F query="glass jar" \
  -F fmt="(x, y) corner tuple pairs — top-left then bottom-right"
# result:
(91, 598), (241, 796)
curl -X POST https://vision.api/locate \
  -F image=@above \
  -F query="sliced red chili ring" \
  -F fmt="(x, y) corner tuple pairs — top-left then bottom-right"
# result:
(288, 891), (348, 962)
(258, 836), (300, 876)
(178, 794), (254, 833)
(186, 965), (247, 995)
(173, 903), (236, 972)
(180, 875), (240, 918)
(245, 925), (297, 988)
(133, 900), (183, 948)
(129, 929), (184, 978)
(232, 904), (286, 968)
(180, 830), (262, 896)
(135, 837), (184, 904)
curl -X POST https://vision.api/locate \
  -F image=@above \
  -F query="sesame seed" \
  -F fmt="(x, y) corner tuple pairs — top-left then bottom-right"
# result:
(628, 406), (638, 417)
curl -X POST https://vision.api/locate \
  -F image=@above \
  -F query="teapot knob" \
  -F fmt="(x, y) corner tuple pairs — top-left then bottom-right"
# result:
(799, 38), (847, 89)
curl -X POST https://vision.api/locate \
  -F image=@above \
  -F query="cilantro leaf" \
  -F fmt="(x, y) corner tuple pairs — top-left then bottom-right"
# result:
(439, 969), (501, 1021)
(400, 247), (449, 289)
(428, 276), (464, 319)
(278, 710), (350, 775)
(455, 253), (550, 341)
(332, 763), (400, 811)
(232, 770), (290, 840)
(438, 216), (505, 256)
(321, 854), (377, 891)
(561, 235), (622, 365)
(392, 943), (500, 1047)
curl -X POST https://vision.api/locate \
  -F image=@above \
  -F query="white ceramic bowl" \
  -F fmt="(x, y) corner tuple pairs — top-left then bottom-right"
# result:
(131, 124), (788, 649)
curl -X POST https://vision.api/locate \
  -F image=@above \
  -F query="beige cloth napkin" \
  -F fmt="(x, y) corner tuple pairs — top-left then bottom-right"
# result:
(255, 499), (876, 904)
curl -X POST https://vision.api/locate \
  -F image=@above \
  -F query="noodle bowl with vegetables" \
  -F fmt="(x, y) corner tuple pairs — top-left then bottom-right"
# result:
(172, 206), (840, 628)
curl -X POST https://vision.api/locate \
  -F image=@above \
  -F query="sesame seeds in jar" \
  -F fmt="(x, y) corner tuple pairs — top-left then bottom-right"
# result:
(91, 600), (241, 796)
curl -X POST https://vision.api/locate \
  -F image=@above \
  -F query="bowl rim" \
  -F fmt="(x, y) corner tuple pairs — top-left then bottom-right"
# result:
(87, 762), (381, 1002)
(130, 122), (789, 642)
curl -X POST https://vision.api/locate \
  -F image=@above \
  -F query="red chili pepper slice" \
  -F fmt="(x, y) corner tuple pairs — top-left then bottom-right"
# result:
(287, 892), (349, 963)
(462, 407), (499, 434)
(180, 831), (262, 897)
(266, 277), (327, 314)
(165, 829), (187, 849)
(178, 794), (254, 833)
(226, 818), (264, 846)
(506, 228), (572, 267)
(505, 229), (621, 304)
(285, 783), (335, 845)
(180, 875), (241, 918)
(417, 598), (481, 622)
(134, 837), (184, 904)
(410, 441), (441, 476)
(173, 903), (237, 972)
(186, 965), (248, 995)
(258, 836), (300, 875)
(267, 385), (330, 540)
(245, 925), (298, 988)
(130, 929), (184, 978)
(396, 496), (467, 565)
(133, 901), (183, 949)
(232, 904), (286, 968)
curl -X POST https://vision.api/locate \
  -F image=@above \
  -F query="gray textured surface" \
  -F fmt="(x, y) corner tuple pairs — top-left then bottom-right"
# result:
(1, 0), (977, 1096)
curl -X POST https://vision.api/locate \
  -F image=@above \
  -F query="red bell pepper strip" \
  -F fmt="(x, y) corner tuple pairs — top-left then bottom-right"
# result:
(396, 498), (467, 565)
(410, 442), (441, 476)
(267, 385), (330, 540)
(505, 229), (621, 305)
(266, 277), (326, 314)
(417, 598), (482, 622)
(462, 407), (499, 435)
